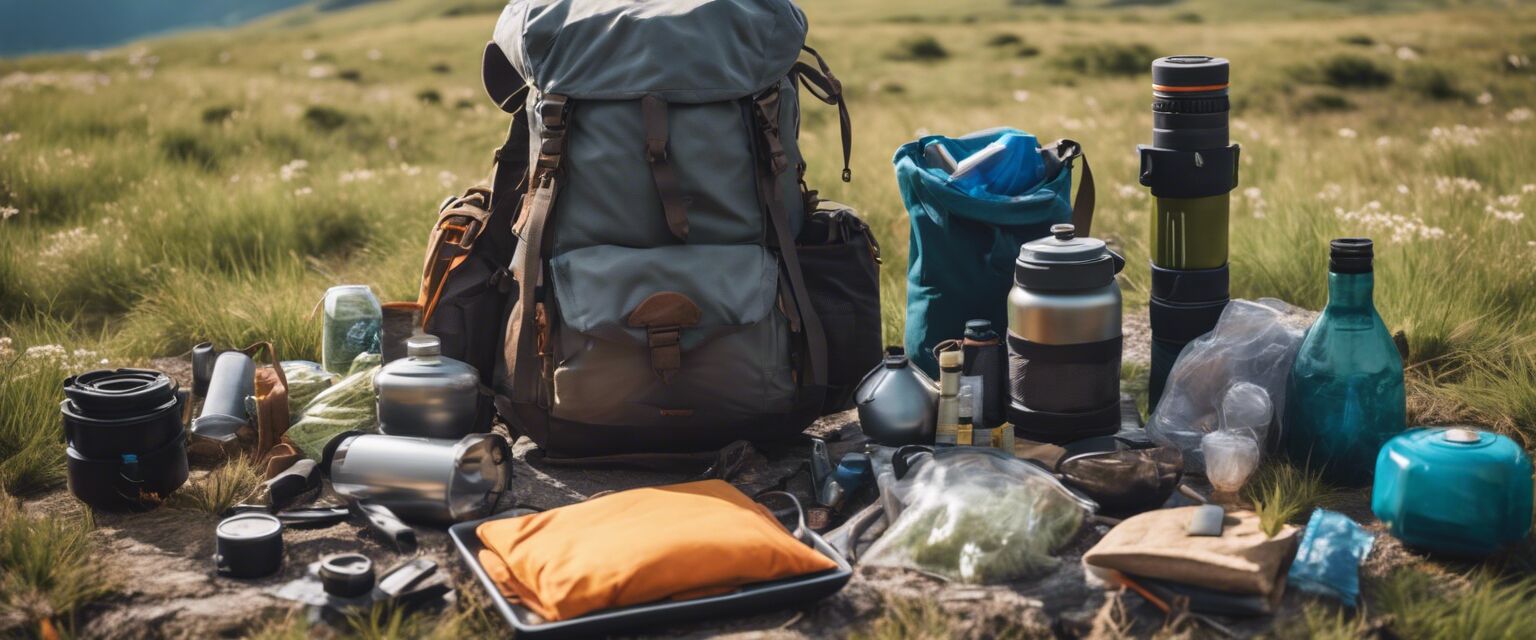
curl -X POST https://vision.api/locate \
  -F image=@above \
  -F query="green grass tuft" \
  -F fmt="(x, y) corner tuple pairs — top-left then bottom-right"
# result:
(168, 457), (263, 516)
(887, 35), (949, 62)
(1242, 463), (1341, 537)
(1053, 42), (1157, 76)
(1372, 570), (1536, 638)
(0, 494), (113, 635)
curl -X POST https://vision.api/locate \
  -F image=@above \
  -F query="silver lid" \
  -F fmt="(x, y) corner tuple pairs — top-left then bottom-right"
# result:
(1018, 224), (1109, 264)
(406, 334), (441, 358)
(1443, 428), (1481, 444)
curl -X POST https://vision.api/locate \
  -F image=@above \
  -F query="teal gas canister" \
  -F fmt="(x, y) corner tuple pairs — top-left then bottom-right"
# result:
(1372, 427), (1533, 557)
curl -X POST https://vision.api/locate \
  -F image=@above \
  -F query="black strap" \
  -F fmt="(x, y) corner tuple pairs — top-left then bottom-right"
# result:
(641, 95), (690, 241)
(1006, 334), (1122, 365)
(1044, 139), (1096, 237)
(753, 89), (828, 388)
(794, 47), (852, 182)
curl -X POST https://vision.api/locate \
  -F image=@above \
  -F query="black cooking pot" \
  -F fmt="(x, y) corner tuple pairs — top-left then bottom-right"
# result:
(66, 431), (189, 512)
(61, 369), (186, 458)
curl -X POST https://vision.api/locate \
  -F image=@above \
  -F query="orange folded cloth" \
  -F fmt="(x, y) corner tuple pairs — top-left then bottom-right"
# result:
(475, 479), (837, 621)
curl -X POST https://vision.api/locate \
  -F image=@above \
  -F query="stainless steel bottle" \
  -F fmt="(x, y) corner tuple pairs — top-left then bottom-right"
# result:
(326, 432), (511, 524)
(1007, 224), (1125, 443)
(854, 347), (939, 446)
(375, 334), (489, 438)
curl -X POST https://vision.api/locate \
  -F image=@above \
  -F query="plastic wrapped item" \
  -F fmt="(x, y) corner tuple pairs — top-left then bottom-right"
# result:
(1288, 509), (1375, 605)
(946, 132), (1046, 198)
(282, 361), (338, 422)
(1218, 382), (1273, 441)
(1202, 430), (1260, 494)
(287, 353), (382, 460)
(863, 448), (1095, 584)
(1148, 299), (1311, 470)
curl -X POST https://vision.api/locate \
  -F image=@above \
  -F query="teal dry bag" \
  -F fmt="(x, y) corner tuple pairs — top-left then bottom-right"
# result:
(893, 128), (1094, 376)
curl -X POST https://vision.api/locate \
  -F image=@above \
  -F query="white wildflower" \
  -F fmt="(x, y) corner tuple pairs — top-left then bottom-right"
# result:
(1116, 184), (1145, 200)
(1523, 184), (1536, 194)
(1, 206), (17, 220)
(367, 49), (383, 61)
(1337, 127), (1358, 139)
(1477, 91), (1493, 105)
(338, 169), (377, 184)
(1334, 201), (1446, 243)
(1012, 90), (1030, 103)
(398, 163), (422, 177)
(1427, 124), (1488, 147)
(302, 48), (318, 61)
(438, 170), (459, 189)
(279, 159), (309, 182)
(1396, 184), (1410, 195)
(294, 187), (313, 197)
(307, 65), (334, 79)
(1395, 46), (1419, 61)
(1316, 183), (1344, 201)
(1508, 108), (1533, 124)
(0, 337), (12, 359)
(1375, 136), (1393, 147)
(1, 132), (18, 143)
(1058, 117), (1084, 131)
(1486, 203), (1525, 223)
(1433, 176), (1483, 194)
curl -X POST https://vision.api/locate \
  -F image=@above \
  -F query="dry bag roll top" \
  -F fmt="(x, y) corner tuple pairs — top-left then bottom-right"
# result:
(428, 0), (876, 457)
(894, 128), (1094, 377)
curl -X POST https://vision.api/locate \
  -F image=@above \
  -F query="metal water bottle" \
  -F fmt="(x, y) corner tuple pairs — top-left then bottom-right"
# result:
(1007, 224), (1125, 443)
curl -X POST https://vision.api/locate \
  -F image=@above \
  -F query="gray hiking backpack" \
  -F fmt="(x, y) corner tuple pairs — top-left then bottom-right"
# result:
(420, 0), (881, 457)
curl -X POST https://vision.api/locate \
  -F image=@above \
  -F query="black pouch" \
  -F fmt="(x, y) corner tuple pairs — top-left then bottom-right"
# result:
(797, 202), (883, 414)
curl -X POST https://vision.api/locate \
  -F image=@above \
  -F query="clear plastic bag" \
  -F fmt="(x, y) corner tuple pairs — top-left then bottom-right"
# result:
(1148, 299), (1312, 471)
(863, 448), (1095, 584)
(286, 352), (381, 460)
(280, 360), (339, 423)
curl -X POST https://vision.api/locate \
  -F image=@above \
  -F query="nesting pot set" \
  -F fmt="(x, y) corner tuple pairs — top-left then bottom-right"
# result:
(62, 369), (190, 512)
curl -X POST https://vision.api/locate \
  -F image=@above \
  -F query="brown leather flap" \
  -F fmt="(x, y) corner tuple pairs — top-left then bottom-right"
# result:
(626, 292), (702, 329)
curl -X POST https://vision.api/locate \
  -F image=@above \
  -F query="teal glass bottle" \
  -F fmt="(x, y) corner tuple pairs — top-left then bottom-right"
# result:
(1285, 238), (1405, 486)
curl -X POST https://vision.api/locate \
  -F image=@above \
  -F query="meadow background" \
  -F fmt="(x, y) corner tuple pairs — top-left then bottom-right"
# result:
(2, 0), (1536, 637)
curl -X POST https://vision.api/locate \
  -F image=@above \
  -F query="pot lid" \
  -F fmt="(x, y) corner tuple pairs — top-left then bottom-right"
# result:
(1019, 224), (1110, 264)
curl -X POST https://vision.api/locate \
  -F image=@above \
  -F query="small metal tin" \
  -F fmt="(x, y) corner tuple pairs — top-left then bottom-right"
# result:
(215, 512), (284, 578)
(319, 553), (376, 598)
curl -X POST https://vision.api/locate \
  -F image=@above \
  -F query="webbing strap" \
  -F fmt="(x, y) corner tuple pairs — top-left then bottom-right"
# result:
(506, 95), (570, 404)
(753, 89), (827, 387)
(1046, 139), (1097, 237)
(641, 95), (690, 241)
(796, 46), (852, 182)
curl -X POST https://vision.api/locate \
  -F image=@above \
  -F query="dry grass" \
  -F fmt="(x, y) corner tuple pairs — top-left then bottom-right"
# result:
(167, 456), (263, 515)
(1243, 463), (1342, 537)
(0, 493), (112, 637)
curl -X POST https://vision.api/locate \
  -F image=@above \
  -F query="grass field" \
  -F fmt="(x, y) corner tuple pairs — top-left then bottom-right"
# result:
(3, 0), (1536, 636)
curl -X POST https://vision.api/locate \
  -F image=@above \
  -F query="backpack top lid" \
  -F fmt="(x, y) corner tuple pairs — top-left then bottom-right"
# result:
(493, 0), (807, 103)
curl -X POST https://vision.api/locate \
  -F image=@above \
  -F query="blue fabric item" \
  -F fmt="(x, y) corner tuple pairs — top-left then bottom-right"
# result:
(1288, 508), (1376, 606)
(894, 128), (1074, 376)
(949, 133), (1046, 198)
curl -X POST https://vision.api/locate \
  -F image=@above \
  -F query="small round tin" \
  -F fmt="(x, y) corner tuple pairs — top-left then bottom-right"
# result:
(214, 512), (284, 578)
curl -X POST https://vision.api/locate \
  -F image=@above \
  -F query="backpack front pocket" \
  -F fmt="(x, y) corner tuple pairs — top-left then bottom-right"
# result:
(546, 244), (796, 427)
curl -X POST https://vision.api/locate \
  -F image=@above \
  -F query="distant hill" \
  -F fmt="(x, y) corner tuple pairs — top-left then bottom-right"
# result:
(0, 0), (313, 56)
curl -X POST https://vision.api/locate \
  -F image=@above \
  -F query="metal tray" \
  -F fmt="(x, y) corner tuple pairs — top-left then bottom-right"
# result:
(449, 502), (853, 639)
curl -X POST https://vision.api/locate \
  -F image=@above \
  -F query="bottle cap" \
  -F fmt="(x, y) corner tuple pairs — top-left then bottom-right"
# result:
(1329, 238), (1374, 274)
(964, 320), (997, 341)
(883, 346), (909, 369)
(406, 334), (442, 358)
(939, 350), (962, 369)
(1152, 55), (1230, 90)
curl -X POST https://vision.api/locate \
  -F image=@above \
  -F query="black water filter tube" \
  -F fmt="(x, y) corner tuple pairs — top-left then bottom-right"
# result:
(1139, 55), (1240, 407)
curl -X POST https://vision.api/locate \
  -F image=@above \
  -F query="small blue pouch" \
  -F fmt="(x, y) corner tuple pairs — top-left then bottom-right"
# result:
(1287, 509), (1376, 605)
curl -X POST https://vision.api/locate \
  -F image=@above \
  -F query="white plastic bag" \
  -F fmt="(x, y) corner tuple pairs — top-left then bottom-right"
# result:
(863, 448), (1095, 583)
(1147, 298), (1312, 471)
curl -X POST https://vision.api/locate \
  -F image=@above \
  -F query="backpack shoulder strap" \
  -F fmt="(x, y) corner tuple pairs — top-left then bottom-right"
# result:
(792, 46), (852, 183)
(1043, 139), (1097, 237)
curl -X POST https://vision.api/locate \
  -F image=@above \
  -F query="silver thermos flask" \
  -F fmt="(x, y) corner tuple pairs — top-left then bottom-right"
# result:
(1006, 224), (1125, 443)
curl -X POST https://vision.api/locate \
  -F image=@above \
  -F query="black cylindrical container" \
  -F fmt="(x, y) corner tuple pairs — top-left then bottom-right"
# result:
(319, 553), (377, 597)
(960, 320), (1008, 430)
(215, 513), (284, 579)
(1140, 55), (1239, 408)
(61, 369), (185, 458)
(66, 432), (189, 512)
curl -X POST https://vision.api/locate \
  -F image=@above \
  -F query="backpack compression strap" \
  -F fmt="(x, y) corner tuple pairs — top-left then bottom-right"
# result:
(506, 95), (572, 405)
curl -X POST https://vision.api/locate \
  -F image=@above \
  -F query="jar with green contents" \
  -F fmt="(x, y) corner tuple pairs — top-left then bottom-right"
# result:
(322, 285), (382, 375)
